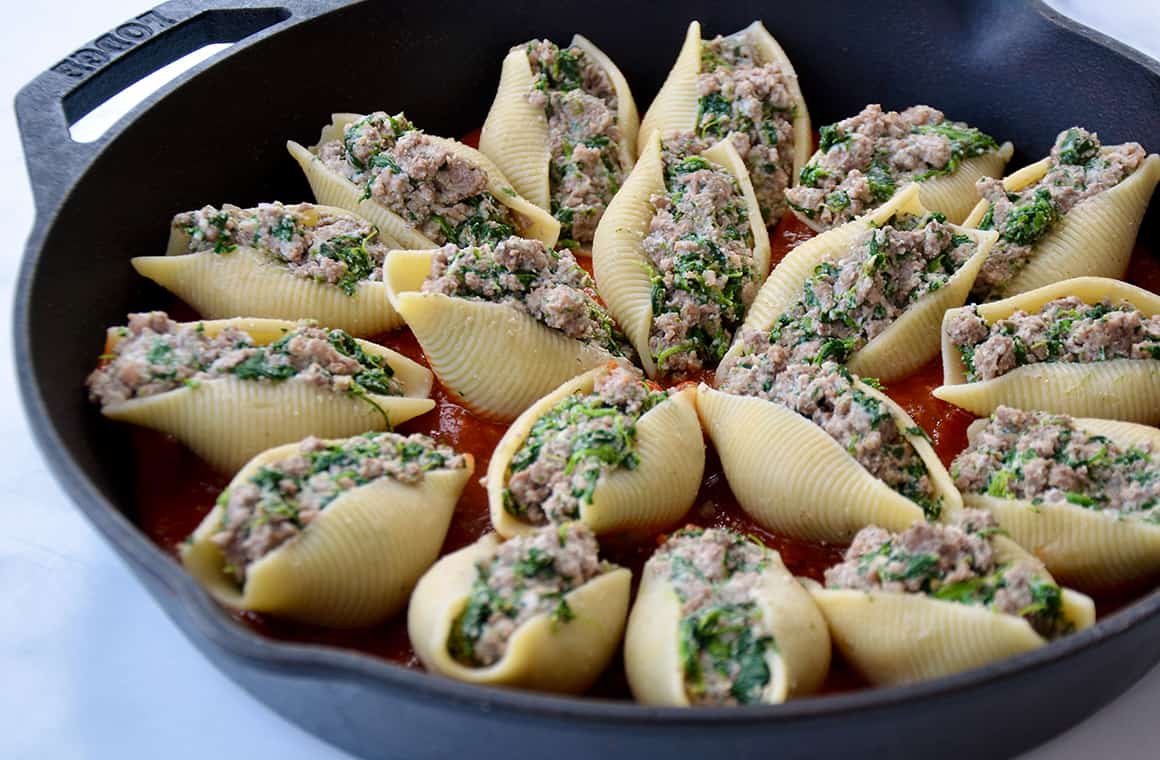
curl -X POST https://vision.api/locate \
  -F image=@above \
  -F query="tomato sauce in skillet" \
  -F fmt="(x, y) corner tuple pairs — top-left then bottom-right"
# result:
(128, 130), (1160, 698)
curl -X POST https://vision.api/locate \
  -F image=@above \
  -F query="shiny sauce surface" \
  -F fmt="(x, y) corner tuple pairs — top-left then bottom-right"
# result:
(131, 190), (1160, 699)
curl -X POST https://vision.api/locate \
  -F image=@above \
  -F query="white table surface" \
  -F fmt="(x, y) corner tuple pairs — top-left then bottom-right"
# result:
(3, 2), (1159, 758)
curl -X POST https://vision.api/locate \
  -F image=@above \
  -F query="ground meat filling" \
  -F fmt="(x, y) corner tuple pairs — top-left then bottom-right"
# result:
(647, 527), (776, 705)
(717, 345), (940, 518)
(174, 202), (388, 295)
(947, 296), (1160, 383)
(785, 104), (1000, 229)
(421, 236), (632, 356)
(315, 111), (516, 247)
(825, 510), (1071, 638)
(953, 406), (1160, 521)
(87, 312), (403, 415)
(972, 127), (1146, 297)
(210, 433), (465, 582)
(524, 40), (624, 245)
(447, 522), (605, 667)
(645, 146), (759, 377)
(690, 32), (798, 224)
(763, 212), (976, 365)
(503, 366), (669, 524)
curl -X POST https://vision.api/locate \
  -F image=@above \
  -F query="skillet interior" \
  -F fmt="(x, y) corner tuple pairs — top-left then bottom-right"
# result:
(14, 1), (1160, 757)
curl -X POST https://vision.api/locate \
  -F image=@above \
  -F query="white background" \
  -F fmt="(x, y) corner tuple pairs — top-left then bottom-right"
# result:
(2, 2), (1159, 758)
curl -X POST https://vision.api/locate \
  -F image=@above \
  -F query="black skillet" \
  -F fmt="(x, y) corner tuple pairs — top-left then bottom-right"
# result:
(14, 1), (1160, 757)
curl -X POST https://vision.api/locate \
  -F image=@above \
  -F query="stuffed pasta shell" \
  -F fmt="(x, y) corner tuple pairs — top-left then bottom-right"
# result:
(288, 111), (559, 251)
(966, 127), (1160, 300)
(734, 183), (997, 382)
(785, 104), (1011, 231)
(479, 36), (638, 247)
(181, 432), (472, 626)
(384, 237), (632, 421)
(132, 202), (401, 336)
(935, 277), (1160, 423)
(86, 312), (434, 471)
(408, 523), (630, 694)
(639, 20), (810, 224)
(701, 359), (960, 542)
(593, 131), (770, 379)
(624, 527), (830, 706)
(811, 510), (1095, 685)
(952, 406), (1160, 591)
(487, 364), (703, 538)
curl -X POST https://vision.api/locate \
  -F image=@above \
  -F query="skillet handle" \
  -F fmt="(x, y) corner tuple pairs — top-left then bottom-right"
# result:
(14, 0), (319, 215)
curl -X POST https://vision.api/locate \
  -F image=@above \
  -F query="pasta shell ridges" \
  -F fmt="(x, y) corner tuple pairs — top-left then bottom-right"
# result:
(592, 132), (665, 377)
(933, 359), (1160, 424)
(394, 291), (612, 422)
(999, 155), (1160, 297)
(637, 22), (702, 153)
(478, 48), (552, 210)
(697, 385), (925, 542)
(811, 588), (1044, 685)
(132, 251), (402, 335)
(104, 377), (432, 472)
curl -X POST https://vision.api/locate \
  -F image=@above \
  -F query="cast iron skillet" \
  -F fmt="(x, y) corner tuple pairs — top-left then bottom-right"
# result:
(14, 1), (1160, 757)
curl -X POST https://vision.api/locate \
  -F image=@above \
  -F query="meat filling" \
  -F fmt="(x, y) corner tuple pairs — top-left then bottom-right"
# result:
(952, 406), (1160, 520)
(717, 344), (940, 518)
(647, 526), (776, 705)
(524, 39), (624, 245)
(447, 522), (605, 667)
(421, 236), (632, 356)
(972, 127), (1146, 298)
(503, 365), (668, 524)
(316, 111), (516, 247)
(691, 32), (798, 224)
(87, 312), (403, 412)
(174, 202), (388, 295)
(210, 432), (465, 582)
(645, 144), (759, 377)
(946, 296), (1160, 382)
(784, 104), (1000, 229)
(825, 510), (1071, 638)
(765, 212), (976, 365)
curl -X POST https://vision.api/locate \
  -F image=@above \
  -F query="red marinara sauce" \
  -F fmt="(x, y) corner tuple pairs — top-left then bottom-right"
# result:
(131, 209), (1160, 700)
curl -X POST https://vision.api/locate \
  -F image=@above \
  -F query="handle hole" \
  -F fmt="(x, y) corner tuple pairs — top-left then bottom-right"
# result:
(69, 42), (231, 143)
(63, 8), (290, 143)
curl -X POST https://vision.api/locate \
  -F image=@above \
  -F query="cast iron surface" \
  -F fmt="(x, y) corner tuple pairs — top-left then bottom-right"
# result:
(14, 1), (1160, 757)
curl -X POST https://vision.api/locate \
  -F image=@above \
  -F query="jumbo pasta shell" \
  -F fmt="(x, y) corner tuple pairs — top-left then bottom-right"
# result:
(624, 549), (829, 706)
(383, 250), (615, 421)
(697, 383), (961, 542)
(132, 206), (402, 335)
(487, 367), (704, 537)
(288, 114), (560, 250)
(181, 440), (473, 626)
(961, 416), (1160, 591)
(731, 184), (998, 381)
(100, 318), (434, 471)
(935, 277), (1160, 423)
(809, 580), (1094, 686)
(639, 20), (811, 182)
(407, 533), (631, 694)
(592, 131), (770, 378)
(963, 152), (1160, 298)
(479, 35), (639, 214)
